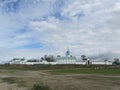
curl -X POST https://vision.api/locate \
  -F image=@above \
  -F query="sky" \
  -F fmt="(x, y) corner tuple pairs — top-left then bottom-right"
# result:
(0, 0), (120, 62)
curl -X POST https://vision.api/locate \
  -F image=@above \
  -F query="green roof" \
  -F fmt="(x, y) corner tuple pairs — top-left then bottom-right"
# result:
(57, 56), (76, 60)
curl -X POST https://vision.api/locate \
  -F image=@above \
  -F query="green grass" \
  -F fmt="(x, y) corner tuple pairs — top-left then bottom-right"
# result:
(49, 68), (120, 75)
(1, 77), (17, 84)
(0, 64), (117, 71)
(1, 77), (26, 87)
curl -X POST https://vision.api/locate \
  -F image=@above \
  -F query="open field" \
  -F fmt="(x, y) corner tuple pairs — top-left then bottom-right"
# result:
(0, 65), (120, 90)
(49, 68), (120, 75)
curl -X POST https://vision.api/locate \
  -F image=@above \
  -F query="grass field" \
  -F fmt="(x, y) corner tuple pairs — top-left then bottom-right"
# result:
(0, 65), (120, 90)
(49, 68), (120, 75)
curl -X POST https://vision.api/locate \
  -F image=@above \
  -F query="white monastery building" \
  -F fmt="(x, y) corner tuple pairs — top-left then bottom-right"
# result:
(9, 49), (112, 65)
(56, 49), (76, 64)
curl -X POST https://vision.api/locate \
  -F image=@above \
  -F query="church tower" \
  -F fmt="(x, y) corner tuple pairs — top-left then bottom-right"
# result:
(56, 48), (76, 64)
(66, 48), (70, 57)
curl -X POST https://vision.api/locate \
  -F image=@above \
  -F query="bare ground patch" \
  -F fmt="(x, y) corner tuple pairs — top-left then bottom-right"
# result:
(0, 69), (120, 90)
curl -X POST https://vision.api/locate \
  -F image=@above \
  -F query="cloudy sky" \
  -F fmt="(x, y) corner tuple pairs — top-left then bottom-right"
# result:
(0, 0), (120, 62)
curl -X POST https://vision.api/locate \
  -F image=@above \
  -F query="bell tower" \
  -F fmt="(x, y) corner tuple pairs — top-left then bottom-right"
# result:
(66, 48), (70, 57)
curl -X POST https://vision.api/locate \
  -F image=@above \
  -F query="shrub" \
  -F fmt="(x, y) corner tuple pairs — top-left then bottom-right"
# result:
(31, 84), (51, 90)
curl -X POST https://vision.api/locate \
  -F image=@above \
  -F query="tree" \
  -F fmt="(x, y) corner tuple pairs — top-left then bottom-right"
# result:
(112, 58), (120, 65)
(41, 57), (44, 61)
(81, 55), (87, 61)
(44, 55), (55, 62)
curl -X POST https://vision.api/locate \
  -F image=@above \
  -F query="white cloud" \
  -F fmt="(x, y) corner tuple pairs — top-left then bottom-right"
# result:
(0, 0), (120, 62)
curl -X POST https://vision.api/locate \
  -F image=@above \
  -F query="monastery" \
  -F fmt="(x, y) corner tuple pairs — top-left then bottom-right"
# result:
(9, 49), (112, 65)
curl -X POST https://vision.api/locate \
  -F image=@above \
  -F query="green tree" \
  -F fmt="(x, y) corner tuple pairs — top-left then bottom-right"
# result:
(112, 58), (120, 65)
(81, 55), (87, 61)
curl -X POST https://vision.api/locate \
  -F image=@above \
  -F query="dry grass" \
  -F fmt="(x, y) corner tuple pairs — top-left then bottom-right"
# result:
(0, 68), (120, 90)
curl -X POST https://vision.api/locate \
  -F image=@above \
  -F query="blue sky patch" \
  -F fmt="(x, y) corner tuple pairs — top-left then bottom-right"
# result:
(0, 0), (120, 61)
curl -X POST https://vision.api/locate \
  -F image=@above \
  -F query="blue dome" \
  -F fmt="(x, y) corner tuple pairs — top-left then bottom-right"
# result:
(66, 49), (70, 56)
